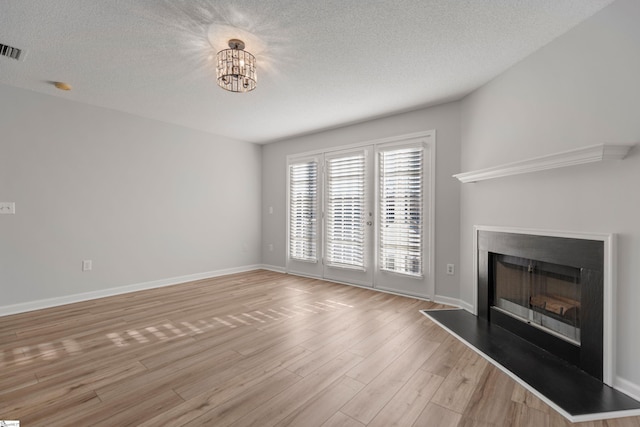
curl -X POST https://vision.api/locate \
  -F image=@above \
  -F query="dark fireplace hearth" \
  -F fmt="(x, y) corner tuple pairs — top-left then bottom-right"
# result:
(477, 229), (605, 381)
(420, 227), (640, 421)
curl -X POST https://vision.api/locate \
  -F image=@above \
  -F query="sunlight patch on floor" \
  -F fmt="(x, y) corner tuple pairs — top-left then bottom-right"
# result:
(2, 299), (355, 367)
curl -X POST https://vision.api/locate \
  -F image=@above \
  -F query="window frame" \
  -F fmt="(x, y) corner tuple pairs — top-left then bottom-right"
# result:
(287, 158), (320, 263)
(285, 130), (435, 299)
(324, 148), (369, 271)
(376, 142), (426, 278)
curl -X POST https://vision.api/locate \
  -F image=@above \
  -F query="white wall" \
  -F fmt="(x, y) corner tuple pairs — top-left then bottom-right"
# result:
(0, 84), (262, 309)
(460, 0), (640, 392)
(262, 102), (461, 300)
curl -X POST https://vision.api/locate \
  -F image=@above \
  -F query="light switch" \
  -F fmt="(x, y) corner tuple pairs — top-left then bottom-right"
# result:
(0, 202), (15, 214)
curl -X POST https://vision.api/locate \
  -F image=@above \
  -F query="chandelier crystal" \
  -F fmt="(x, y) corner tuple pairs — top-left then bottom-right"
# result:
(216, 39), (257, 93)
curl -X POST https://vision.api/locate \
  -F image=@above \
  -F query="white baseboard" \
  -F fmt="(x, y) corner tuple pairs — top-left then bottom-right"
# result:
(458, 300), (474, 313)
(615, 376), (640, 402)
(432, 295), (474, 313)
(281, 271), (470, 309)
(260, 264), (286, 273)
(0, 264), (263, 317)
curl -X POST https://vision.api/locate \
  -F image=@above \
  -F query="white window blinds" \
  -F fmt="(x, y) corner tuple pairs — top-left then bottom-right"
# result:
(289, 160), (318, 262)
(326, 154), (366, 269)
(379, 147), (423, 276)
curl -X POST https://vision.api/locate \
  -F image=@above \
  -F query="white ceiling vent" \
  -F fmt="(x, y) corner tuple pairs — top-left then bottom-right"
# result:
(0, 42), (25, 61)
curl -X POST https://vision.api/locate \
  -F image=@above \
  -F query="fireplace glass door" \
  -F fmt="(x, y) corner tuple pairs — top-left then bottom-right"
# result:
(492, 254), (581, 345)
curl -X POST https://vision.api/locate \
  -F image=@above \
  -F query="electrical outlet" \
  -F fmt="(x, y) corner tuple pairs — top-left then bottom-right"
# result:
(0, 202), (15, 214)
(446, 264), (455, 275)
(82, 260), (92, 271)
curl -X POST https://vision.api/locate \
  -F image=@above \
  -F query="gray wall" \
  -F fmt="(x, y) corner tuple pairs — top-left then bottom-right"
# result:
(460, 0), (640, 390)
(262, 102), (462, 300)
(0, 84), (262, 308)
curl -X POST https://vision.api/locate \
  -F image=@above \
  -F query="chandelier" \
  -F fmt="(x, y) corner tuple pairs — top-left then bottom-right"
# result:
(216, 39), (257, 93)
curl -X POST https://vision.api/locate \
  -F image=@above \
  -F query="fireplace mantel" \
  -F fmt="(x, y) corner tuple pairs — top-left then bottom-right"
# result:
(454, 143), (634, 183)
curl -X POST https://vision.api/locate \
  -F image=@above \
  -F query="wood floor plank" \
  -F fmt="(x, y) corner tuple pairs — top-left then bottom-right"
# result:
(548, 417), (605, 427)
(0, 362), (145, 426)
(321, 412), (366, 427)
(177, 369), (303, 427)
(0, 371), (38, 396)
(461, 365), (517, 425)
(413, 402), (463, 427)
(340, 335), (441, 424)
(367, 368), (444, 427)
(510, 383), (551, 413)
(232, 322), (319, 357)
(31, 330), (198, 382)
(430, 346), (489, 413)
(300, 310), (381, 352)
(285, 329), (368, 378)
(176, 344), (310, 402)
(229, 351), (364, 427)
(347, 310), (421, 358)
(76, 389), (184, 427)
(1, 270), (638, 426)
(420, 333), (469, 377)
(345, 318), (431, 384)
(606, 417), (640, 427)
(18, 390), (101, 427)
(504, 401), (550, 427)
(99, 349), (242, 403)
(41, 391), (104, 427)
(276, 376), (365, 427)
(457, 417), (503, 427)
(0, 361), (146, 415)
(137, 336), (219, 370)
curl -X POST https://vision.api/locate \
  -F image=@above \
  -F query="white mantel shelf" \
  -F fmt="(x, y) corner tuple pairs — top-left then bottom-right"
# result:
(454, 143), (634, 183)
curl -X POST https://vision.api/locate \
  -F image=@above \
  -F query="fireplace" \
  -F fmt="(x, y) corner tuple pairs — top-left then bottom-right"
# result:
(493, 254), (582, 345)
(476, 227), (613, 383)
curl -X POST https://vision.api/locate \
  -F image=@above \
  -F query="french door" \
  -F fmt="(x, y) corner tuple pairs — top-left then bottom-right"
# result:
(375, 140), (430, 297)
(322, 147), (374, 287)
(286, 133), (433, 298)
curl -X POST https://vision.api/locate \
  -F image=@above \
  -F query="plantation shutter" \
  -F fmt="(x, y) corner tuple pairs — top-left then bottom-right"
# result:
(289, 160), (318, 262)
(379, 147), (423, 276)
(325, 153), (366, 269)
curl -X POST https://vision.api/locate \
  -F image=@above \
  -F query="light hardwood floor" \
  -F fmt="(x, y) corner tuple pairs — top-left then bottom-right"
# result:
(1, 270), (639, 426)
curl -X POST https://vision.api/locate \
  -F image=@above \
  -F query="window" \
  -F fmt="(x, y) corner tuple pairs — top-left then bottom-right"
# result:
(288, 160), (318, 262)
(286, 131), (434, 298)
(325, 153), (366, 269)
(378, 146), (423, 276)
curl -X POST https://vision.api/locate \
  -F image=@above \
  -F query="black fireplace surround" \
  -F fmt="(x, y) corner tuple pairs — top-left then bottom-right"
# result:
(478, 230), (604, 380)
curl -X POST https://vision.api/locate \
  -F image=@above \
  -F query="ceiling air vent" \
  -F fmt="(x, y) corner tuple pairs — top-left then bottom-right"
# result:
(0, 42), (24, 61)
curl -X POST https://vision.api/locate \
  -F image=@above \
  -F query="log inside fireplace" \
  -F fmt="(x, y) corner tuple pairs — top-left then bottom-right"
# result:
(529, 293), (579, 318)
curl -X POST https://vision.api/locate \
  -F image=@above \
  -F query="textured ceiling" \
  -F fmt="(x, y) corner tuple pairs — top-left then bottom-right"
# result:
(0, 0), (615, 143)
